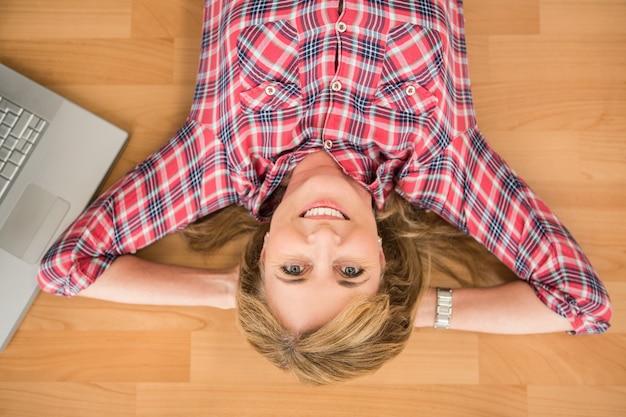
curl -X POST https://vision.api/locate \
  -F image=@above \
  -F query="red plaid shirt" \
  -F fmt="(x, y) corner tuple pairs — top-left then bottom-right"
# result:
(39, 0), (611, 334)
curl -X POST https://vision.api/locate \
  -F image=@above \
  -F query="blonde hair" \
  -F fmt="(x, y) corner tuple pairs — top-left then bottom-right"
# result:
(185, 192), (488, 385)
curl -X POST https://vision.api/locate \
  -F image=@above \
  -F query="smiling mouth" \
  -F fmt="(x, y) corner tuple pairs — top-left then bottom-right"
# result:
(301, 207), (348, 220)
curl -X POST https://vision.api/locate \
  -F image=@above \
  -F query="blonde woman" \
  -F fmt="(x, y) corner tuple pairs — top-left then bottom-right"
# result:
(39, 0), (612, 384)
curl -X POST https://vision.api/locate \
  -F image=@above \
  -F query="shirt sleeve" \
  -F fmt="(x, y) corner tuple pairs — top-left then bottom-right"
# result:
(397, 126), (612, 334)
(38, 119), (237, 296)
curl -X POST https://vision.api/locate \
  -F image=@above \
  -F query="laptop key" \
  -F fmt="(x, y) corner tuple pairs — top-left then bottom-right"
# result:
(16, 136), (29, 153)
(3, 112), (17, 127)
(3, 137), (17, 151)
(0, 124), (10, 139)
(12, 112), (33, 139)
(0, 98), (21, 115)
(9, 150), (26, 166)
(20, 141), (33, 155)
(0, 161), (18, 179)
(0, 147), (9, 162)
(34, 118), (47, 132)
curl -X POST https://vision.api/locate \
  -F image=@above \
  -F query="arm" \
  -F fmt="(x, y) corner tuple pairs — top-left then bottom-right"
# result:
(414, 281), (574, 334)
(38, 120), (237, 297)
(399, 128), (612, 334)
(78, 255), (237, 309)
(39, 3), (240, 300)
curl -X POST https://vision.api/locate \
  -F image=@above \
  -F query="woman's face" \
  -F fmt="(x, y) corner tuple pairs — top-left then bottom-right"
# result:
(261, 152), (385, 333)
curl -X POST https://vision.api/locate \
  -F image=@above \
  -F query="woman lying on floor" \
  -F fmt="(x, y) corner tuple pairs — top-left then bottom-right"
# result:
(38, 0), (612, 385)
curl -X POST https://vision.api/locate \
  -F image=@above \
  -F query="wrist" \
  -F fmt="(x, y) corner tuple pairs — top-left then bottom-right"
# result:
(433, 288), (453, 329)
(202, 270), (238, 309)
(205, 283), (234, 309)
(414, 287), (437, 327)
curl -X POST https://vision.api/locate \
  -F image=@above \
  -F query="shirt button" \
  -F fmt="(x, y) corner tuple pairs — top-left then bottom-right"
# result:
(406, 85), (416, 96)
(324, 139), (333, 150)
(331, 80), (342, 91)
(265, 85), (276, 96)
(336, 21), (347, 32)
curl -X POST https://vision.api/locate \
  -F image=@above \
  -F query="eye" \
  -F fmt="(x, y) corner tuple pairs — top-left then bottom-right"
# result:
(282, 264), (305, 276)
(340, 266), (364, 278)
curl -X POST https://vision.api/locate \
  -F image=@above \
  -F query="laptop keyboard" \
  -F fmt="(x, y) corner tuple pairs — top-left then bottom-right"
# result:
(0, 95), (48, 201)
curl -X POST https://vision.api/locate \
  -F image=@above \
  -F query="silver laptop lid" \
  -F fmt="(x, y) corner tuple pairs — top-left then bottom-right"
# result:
(0, 63), (128, 351)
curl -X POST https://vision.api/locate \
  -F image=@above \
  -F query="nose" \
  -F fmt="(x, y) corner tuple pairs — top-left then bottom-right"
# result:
(306, 224), (342, 246)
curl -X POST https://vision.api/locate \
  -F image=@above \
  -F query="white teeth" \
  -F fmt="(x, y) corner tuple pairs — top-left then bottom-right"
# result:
(303, 207), (346, 219)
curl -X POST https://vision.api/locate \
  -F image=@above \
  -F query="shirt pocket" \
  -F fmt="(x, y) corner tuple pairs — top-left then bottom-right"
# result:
(380, 23), (444, 87)
(237, 20), (301, 93)
(373, 81), (438, 115)
(239, 81), (302, 113)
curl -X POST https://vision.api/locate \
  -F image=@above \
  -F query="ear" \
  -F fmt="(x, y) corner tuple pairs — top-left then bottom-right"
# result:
(379, 246), (386, 269)
(260, 247), (266, 264)
(260, 233), (268, 264)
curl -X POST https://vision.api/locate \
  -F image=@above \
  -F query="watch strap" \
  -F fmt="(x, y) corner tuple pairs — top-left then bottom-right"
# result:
(434, 288), (453, 329)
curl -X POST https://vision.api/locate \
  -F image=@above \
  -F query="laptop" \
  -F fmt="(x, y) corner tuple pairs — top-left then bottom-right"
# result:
(0, 63), (128, 351)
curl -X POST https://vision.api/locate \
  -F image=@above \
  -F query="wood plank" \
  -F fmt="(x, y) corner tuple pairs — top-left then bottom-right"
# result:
(0, 39), (175, 86)
(19, 293), (234, 332)
(137, 383), (528, 417)
(131, 0), (203, 38)
(528, 386), (626, 417)
(479, 333), (626, 385)
(472, 82), (626, 131)
(0, 0), (132, 40)
(0, 382), (136, 417)
(464, 0), (540, 35)
(0, 331), (190, 382)
(190, 329), (481, 385)
(486, 36), (626, 83)
(540, 0), (626, 35)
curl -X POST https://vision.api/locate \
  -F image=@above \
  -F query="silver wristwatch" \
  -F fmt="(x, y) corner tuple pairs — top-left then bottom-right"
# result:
(434, 288), (453, 329)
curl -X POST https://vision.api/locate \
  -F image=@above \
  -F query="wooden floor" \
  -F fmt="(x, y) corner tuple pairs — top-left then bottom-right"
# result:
(1, 0), (625, 416)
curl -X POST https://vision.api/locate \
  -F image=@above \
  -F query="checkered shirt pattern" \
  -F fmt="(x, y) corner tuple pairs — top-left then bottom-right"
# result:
(38, 0), (611, 334)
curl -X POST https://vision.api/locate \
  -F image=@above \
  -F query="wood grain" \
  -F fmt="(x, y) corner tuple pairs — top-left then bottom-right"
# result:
(0, 0), (625, 416)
